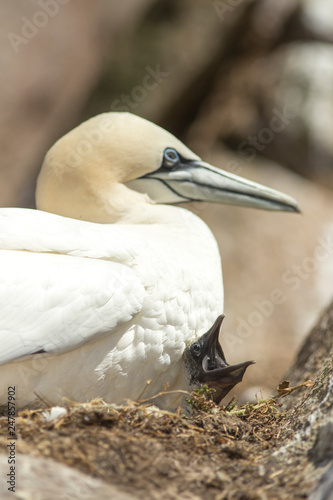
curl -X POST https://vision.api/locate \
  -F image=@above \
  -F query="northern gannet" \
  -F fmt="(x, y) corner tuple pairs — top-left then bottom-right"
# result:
(0, 112), (298, 409)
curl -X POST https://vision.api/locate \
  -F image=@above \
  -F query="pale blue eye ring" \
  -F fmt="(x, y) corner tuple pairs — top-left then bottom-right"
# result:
(164, 148), (179, 165)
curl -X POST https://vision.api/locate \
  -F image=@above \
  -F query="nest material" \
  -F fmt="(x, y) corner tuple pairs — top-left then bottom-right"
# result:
(0, 382), (315, 500)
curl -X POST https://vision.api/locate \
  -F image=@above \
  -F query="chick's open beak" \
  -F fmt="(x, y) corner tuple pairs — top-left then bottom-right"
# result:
(190, 315), (255, 404)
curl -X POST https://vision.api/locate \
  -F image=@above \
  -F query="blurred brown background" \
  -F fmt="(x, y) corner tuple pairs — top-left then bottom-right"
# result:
(1, 0), (333, 398)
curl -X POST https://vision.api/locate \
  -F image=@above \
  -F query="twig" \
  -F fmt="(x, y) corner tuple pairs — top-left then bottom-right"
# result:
(139, 389), (192, 404)
(228, 380), (314, 417)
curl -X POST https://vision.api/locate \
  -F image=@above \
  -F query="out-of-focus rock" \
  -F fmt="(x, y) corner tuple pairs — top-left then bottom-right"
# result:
(303, 0), (333, 39)
(279, 301), (333, 499)
(83, 0), (260, 139)
(0, 0), (154, 208)
(252, 0), (333, 43)
(0, 453), (136, 500)
(285, 299), (333, 400)
(257, 301), (333, 498)
(83, 0), (224, 129)
(186, 40), (333, 189)
(185, 148), (333, 395)
(183, 0), (333, 188)
(231, 41), (333, 189)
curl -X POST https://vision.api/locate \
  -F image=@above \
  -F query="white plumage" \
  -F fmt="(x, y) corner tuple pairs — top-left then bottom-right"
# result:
(0, 112), (298, 409)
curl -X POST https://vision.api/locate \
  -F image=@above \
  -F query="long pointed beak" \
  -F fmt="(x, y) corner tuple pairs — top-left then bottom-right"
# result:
(200, 315), (255, 382)
(185, 161), (300, 212)
(141, 160), (300, 213)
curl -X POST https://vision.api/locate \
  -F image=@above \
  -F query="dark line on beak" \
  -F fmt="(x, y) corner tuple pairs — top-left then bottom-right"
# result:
(147, 177), (200, 203)
(149, 176), (299, 212)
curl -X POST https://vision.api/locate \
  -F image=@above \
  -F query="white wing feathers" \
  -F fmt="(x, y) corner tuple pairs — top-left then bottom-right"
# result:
(0, 208), (134, 261)
(0, 209), (145, 365)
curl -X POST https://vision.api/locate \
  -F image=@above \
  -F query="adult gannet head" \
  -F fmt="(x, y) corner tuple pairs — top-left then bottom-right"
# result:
(36, 112), (299, 222)
(184, 315), (255, 404)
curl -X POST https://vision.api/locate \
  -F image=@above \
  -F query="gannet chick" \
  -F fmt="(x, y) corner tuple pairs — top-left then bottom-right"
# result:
(185, 315), (255, 404)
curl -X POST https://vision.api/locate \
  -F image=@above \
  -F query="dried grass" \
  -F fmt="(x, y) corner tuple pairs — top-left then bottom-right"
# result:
(0, 381), (314, 500)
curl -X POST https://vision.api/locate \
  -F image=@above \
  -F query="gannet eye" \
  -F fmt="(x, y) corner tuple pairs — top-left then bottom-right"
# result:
(163, 148), (180, 168)
(190, 342), (202, 357)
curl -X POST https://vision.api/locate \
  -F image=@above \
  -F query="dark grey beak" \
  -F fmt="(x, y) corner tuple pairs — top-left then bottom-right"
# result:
(187, 315), (255, 404)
